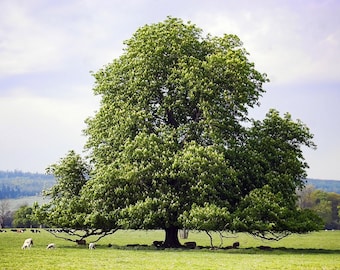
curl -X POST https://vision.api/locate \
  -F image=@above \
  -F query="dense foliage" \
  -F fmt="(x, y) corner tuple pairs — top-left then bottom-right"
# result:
(298, 185), (340, 229)
(36, 17), (323, 246)
(12, 205), (38, 228)
(35, 151), (118, 242)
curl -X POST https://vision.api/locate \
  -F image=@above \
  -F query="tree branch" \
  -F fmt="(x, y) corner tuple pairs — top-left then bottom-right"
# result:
(45, 228), (119, 243)
(249, 230), (292, 241)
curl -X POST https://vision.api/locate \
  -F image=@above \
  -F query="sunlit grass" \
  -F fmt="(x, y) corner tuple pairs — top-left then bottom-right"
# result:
(1, 229), (340, 269)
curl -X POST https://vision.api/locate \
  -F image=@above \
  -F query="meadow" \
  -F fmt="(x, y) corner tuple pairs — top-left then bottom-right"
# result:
(1, 229), (340, 269)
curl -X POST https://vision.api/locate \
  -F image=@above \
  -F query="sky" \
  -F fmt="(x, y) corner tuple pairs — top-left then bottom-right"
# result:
(0, 0), (339, 180)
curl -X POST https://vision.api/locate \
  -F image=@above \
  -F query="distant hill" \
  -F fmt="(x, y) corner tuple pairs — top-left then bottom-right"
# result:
(1, 170), (339, 201)
(306, 179), (340, 193)
(0, 170), (55, 200)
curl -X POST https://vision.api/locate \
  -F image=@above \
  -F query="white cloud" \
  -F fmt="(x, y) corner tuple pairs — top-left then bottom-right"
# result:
(193, 1), (340, 84)
(0, 89), (99, 172)
(0, 2), (67, 75)
(1, 0), (340, 179)
(0, 0), (136, 78)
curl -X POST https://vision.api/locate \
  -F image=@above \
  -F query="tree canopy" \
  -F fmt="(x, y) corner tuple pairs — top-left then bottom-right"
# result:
(36, 17), (323, 247)
(298, 185), (340, 230)
(13, 205), (38, 228)
(35, 151), (118, 242)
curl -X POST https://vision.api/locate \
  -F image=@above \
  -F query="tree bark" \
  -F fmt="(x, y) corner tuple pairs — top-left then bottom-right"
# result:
(163, 226), (182, 248)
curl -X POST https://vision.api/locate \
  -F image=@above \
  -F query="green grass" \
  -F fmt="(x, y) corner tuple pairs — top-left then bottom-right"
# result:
(1, 229), (340, 269)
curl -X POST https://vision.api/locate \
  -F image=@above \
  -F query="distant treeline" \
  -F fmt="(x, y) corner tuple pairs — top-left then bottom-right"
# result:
(307, 179), (340, 194)
(0, 170), (55, 199)
(0, 170), (339, 200)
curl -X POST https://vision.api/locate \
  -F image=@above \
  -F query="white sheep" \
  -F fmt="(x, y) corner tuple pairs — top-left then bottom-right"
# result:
(46, 243), (55, 249)
(22, 238), (33, 249)
(89, 242), (95, 249)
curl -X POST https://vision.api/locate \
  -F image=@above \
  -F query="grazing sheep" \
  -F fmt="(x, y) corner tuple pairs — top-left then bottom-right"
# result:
(184, 241), (197, 249)
(89, 243), (95, 249)
(46, 243), (55, 249)
(153, 241), (164, 248)
(76, 239), (86, 245)
(232, 242), (240, 249)
(22, 238), (33, 249)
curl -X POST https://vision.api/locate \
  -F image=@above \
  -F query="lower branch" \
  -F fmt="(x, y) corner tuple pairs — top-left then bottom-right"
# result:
(218, 231), (238, 248)
(204, 230), (215, 249)
(45, 228), (119, 243)
(249, 230), (291, 241)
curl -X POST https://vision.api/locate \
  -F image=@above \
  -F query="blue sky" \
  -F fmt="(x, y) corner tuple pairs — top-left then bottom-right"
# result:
(0, 0), (339, 179)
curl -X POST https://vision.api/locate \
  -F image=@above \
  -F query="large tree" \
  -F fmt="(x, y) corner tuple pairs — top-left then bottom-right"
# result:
(83, 17), (321, 247)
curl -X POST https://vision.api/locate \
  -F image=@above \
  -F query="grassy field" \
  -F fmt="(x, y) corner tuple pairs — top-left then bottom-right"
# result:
(1, 229), (340, 269)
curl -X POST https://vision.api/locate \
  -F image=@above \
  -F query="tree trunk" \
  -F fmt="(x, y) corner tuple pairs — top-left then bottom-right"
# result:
(163, 226), (182, 248)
